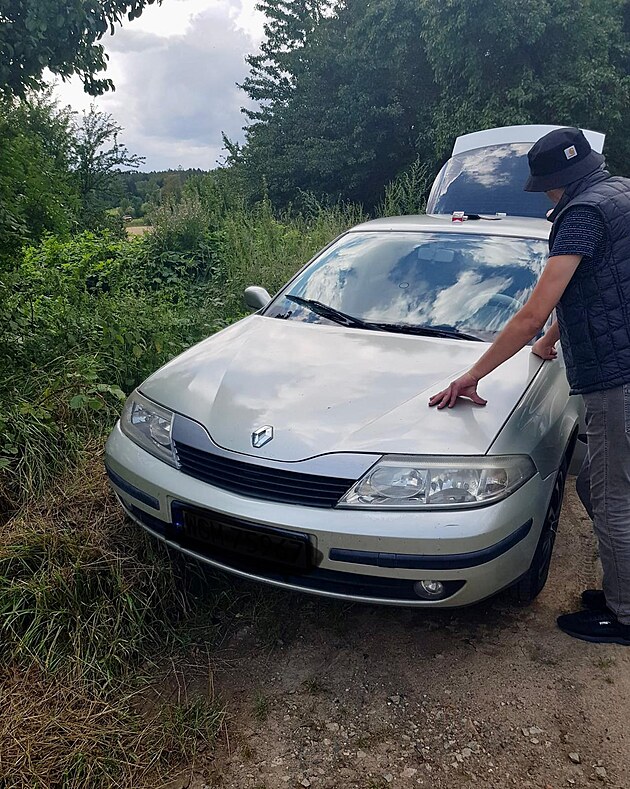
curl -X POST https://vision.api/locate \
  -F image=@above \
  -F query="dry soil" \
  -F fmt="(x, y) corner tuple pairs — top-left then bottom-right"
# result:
(173, 484), (630, 789)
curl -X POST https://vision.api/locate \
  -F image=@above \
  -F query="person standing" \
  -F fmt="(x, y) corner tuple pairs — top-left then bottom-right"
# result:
(429, 127), (630, 646)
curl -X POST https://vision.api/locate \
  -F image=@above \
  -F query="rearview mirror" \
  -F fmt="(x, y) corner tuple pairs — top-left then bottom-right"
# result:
(244, 286), (272, 310)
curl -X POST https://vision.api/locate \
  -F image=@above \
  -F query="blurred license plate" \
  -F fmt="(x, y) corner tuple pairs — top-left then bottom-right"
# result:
(179, 509), (312, 570)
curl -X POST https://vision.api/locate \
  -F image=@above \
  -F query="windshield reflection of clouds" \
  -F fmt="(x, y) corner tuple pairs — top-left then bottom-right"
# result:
(443, 145), (518, 188)
(430, 143), (551, 218)
(269, 231), (547, 339)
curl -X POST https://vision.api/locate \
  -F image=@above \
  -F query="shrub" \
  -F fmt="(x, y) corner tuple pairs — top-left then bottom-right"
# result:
(140, 194), (222, 285)
(0, 230), (224, 505)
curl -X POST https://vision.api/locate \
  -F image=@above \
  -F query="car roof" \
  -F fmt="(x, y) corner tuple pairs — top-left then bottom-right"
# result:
(349, 213), (551, 241)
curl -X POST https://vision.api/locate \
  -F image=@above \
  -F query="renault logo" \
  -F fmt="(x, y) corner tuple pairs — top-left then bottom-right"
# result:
(252, 425), (274, 448)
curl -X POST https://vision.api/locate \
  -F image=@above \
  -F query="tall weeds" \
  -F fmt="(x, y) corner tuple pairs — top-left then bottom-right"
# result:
(0, 458), (226, 787)
(380, 156), (431, 217)
(0, 190), (378, 786)
(0, 196), (364, 509)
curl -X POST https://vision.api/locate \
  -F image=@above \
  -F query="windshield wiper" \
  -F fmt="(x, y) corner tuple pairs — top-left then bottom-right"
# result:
(285, 295), (384, 331)
(367, 323), (484, 341)
(285, 295), (482, 341)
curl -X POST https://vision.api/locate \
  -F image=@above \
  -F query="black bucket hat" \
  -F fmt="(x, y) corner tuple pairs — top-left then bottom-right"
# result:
(524, 127), (605, 192)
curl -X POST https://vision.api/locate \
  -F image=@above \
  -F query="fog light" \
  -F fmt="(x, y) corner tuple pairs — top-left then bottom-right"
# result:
(414, 580), (446, 600)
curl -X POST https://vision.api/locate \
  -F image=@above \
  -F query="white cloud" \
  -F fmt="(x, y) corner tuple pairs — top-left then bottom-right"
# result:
(53, 0), (264, 170)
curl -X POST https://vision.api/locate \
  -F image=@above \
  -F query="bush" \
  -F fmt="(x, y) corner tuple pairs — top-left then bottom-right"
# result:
(379, 156), (431, 217)
(0, 196), (363, 508)
(141, 194), (222, 284)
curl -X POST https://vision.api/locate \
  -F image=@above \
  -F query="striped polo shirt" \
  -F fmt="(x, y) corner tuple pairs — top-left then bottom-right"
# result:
(550, 206), (606, 261)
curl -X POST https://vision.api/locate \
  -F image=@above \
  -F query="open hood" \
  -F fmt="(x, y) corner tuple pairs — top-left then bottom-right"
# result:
(427, 124), (605, 219)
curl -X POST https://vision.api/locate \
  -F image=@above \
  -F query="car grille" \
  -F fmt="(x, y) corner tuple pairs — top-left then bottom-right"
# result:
(174, 442), (355, 508)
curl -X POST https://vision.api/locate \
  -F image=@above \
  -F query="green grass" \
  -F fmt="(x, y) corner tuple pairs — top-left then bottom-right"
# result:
(253, 691), (270, 722)
(0, 463), (189, 685)
(0, 666), (224, 789)
(0, 193), (370, 787)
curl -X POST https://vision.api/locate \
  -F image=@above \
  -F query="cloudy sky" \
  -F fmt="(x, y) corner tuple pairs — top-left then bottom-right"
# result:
(54, 0), (266, 171)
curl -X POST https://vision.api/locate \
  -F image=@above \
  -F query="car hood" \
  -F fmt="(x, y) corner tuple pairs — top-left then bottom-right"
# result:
(140, 316), (543, 461)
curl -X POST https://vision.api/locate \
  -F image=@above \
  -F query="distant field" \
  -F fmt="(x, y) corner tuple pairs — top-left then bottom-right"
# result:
(126, 225), (151, 236)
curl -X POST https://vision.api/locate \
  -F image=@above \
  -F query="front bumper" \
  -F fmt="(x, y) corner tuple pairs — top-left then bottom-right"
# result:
(105, 423), (555, 607)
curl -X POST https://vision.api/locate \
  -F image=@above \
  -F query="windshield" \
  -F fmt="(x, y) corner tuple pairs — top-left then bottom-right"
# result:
(426, 143), (552, 218)
(265, 231), (548, 341)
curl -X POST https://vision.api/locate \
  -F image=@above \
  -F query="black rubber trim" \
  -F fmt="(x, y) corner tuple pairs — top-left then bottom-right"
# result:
(105, 463), (160, 510)
(328, 518), (533, 570)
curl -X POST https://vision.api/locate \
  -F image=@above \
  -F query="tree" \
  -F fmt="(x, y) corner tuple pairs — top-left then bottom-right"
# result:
(0, 91), (78, 263)
(0, 0), (160, 97)
(71, 107), (144, 227)
(240, 0), (331, 126)
(241, 0), (439, 206)
(239, 0), (630, 209)
(420, 0), (630, 167)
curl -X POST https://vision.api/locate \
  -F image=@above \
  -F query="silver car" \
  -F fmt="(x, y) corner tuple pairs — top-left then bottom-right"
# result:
(105, 126), (600, 607)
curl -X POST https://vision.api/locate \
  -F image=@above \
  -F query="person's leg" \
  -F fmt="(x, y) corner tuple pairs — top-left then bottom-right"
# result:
(574, 442), (608, 609)
(558, 385), (630, 643)
(575, 452), (593, 518)
(585, 385), (630, 625)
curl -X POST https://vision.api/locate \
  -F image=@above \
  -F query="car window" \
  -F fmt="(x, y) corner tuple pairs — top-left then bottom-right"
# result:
(265, 231), (548, 341)
(426, 143), (552, 218)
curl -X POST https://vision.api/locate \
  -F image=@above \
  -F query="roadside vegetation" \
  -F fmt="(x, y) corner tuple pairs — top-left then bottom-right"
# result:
(0, 155), (367, 785)
(3, 0), (630, 784)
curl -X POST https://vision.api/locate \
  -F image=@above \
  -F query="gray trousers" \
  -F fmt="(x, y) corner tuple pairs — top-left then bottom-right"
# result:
(575, 384), (630, 624)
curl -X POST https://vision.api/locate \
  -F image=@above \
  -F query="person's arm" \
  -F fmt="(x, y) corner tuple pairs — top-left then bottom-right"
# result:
(531, 319), (560, 360)
(428, 255), (581, 409)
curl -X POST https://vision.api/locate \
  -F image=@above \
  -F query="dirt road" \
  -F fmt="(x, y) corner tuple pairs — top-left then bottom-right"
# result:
(183, 486), (630, 789)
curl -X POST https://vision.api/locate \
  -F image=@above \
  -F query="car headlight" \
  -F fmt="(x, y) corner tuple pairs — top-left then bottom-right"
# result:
(338, 455), (536, 509)
(120, 390), (177, 467)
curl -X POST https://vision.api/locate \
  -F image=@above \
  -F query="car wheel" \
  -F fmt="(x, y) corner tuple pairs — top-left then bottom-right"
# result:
(509, 457), (568, 606)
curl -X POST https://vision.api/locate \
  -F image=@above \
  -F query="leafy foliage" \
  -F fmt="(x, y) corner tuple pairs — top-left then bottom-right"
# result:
(0, 98), (146, 258)
(0, 0), (161, 97)
(0, 91), (78, 262)
(72, 106), (145, 228)
(243, 0), (438, 207)
(420, 0), (630, 165)
(241, 0), (331, 124)
(240, 0), (630, 207)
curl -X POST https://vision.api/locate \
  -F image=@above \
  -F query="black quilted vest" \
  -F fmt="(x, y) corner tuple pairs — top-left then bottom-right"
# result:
(549, 172), (630, 395)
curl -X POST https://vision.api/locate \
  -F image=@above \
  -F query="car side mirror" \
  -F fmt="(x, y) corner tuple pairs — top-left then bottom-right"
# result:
(244, 286), (272, 311)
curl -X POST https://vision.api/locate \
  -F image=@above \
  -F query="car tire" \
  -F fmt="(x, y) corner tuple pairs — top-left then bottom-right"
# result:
(509, 456), (568, 606)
